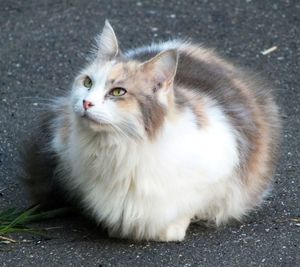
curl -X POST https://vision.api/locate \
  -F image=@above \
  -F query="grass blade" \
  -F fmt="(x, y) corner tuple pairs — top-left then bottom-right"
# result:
(0, 206), (74, 237)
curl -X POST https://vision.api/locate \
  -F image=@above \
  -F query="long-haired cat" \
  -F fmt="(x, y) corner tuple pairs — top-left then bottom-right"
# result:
(21, 21), (281, 241)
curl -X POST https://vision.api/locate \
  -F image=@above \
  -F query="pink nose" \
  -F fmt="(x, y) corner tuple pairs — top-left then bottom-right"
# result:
(83, 100), (94, 110)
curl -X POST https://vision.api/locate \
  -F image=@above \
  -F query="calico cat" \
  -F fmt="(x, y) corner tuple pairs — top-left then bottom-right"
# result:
(21, 21), (281, 241)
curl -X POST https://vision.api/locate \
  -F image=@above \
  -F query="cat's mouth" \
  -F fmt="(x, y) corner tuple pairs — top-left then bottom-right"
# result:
(82, 113), (109, 126)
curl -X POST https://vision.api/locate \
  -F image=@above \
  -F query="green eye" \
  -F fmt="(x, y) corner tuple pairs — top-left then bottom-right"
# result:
(109, 87), (127, 97)
(83, 76), (92, 89)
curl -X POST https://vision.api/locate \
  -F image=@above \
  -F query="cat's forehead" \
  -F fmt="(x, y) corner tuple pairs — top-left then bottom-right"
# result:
(107, 61), (140, 83)
(82, 59), (142, 88)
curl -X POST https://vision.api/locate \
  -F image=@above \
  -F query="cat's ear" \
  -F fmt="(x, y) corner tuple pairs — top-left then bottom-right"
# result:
(96, 20), (119, 60)
(141, 49), (178, 87)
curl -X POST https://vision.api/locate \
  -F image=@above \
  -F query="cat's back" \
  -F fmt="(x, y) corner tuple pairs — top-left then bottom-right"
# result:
(126, 40), (271, 105)
(126, 39), (280, 139)
(126, 40), (280, 137)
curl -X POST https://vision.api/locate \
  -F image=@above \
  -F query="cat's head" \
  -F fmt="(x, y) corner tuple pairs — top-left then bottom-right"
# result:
(71, 20), (178, 140)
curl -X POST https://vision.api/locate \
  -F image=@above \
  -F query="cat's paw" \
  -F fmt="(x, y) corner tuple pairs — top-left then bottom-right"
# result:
(158, 218), (190, 242)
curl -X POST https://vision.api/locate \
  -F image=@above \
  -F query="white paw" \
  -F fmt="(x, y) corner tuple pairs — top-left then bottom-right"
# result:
(158, 218), (190, 242)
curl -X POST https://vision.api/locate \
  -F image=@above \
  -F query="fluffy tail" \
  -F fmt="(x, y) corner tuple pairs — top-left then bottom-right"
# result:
(18, 112), (68, 210)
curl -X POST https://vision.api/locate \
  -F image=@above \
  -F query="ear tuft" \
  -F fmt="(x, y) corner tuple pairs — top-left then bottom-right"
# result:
(96, 20), (119, 60)
(141, 49), (178, 84)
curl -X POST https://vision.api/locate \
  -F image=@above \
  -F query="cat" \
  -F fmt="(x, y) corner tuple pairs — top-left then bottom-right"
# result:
(20, 20), (281, 241)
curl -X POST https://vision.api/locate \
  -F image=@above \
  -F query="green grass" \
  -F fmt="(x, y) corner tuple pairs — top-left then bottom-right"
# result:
(0, 206), (71, 243)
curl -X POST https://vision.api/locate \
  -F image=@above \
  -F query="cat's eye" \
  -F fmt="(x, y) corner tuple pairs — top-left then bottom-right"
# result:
(83, 76), (93, 89)
(109, 87), (127, 97)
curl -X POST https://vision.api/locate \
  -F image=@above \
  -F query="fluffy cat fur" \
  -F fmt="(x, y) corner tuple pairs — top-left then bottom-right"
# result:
(21, 21), (281, 241)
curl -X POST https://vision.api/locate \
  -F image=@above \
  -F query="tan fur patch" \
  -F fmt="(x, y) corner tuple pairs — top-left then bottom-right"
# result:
(179, 44), (236, 74)
(232, 78), (279, 204)
(106, 61), (168, 140)
(178, 89), (209, 127)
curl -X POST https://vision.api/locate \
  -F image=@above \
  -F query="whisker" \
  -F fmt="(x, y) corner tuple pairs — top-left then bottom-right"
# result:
(21, 96), (52, 100)
(91, 113), (133, 140)
(118, 119), (143, 140)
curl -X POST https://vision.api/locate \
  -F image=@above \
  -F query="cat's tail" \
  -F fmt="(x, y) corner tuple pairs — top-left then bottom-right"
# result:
(18, 112), (69, 210)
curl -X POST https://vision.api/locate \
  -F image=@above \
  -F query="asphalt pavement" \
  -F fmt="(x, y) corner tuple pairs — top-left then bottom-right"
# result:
(0, 0), (299, 266)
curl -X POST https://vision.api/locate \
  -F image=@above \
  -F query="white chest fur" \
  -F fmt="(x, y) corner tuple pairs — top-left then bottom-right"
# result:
(54, 105), (239, 239)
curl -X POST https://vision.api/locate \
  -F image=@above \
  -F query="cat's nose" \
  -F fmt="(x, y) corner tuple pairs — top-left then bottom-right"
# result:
(83, 100), (94, 110)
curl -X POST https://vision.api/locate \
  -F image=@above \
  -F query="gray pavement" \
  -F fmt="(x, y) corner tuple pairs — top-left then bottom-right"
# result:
(0, 0), (299, 266)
